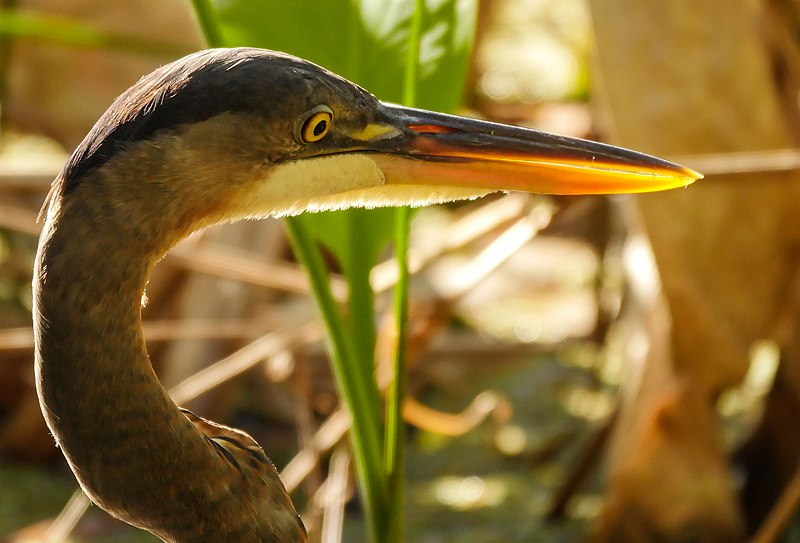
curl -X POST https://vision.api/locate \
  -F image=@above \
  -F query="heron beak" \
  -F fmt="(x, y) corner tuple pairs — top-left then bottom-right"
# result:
(365, 103), (700, 195)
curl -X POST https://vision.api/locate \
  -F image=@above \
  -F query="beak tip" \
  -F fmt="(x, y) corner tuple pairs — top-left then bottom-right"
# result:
(678, 166), (703, 187)
(686, 167), (704, 181)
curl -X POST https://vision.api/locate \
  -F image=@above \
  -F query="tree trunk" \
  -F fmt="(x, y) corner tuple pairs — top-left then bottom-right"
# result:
(588, 0), (800, 540)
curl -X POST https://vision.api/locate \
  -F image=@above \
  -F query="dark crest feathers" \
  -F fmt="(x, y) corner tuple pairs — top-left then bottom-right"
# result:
(40, 48), (326, 219)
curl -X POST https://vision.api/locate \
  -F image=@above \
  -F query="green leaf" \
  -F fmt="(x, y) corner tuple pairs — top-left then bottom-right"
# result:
(195, 2), (478, 541)
(213, 0), (475, 107)
(292, 207), (394, 371)
(211, 0), (478, 346)
(384, 3), (424, 542)
(291, 208), (394, 282)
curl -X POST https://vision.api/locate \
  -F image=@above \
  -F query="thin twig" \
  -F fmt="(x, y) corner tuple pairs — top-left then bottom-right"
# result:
(0, 202), (39, 234)
(318, 447), (351, 543)
(748, 462), (800, 543)
(0, 318), (279, 351)
(439, 202), (555, 301)
(0, 8), (188, 57)
(282, 409), (351, 492)
(42, 488), (91, 543)
(0, 327), (32, 350)
(168, 322), (322, 405)
(674, 148), (800, 176)
(168, 243), (347, 300)
(370, 193), (530, 291)
(402, 392), (510, 437)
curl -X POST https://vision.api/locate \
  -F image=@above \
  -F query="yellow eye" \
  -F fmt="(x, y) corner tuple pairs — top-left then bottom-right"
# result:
(296, 105), (333, 144)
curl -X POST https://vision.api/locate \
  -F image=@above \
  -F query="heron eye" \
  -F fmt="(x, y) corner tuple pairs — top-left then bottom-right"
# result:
(296, 106), (333, 144)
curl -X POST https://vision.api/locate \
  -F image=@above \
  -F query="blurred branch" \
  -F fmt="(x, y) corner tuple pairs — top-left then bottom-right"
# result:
(282, 409), (351, 491)
(402, 391), (511, 437)
(42, 490), (90, 543)
(169, 243), (347, 300)
(0, 201), (346, 298)
(0, 202), (37, 234)
(371, 193), (530, 291)
(676, 148), (800, 176)
(318, 447), (351, 543)
(0, 318), (282, 351)
(167, 321), (322, 405)
(0, 8), (187, 57)
(437, 207), (554, 300)
(749, 463), (800, 543)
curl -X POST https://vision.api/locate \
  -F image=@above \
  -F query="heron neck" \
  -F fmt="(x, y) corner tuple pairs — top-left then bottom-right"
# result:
(33, 174), (211, 536)
(31, 117), (310, 542)
(32, 166), (290, 542)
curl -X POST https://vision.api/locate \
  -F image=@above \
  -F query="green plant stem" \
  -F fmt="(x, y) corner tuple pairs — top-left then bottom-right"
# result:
(347, 215), (382, 414)
(285, 217), (387, 543)
(384, 2), (425, 542)
(384, 205), (410, 542)
(188, 6), (388, 541)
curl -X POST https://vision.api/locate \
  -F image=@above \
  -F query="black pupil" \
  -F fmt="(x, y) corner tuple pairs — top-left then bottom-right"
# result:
(313, 119), (327, 136)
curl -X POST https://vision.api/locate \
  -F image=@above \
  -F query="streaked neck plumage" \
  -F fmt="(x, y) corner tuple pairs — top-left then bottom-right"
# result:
(33, 128), (308, 543)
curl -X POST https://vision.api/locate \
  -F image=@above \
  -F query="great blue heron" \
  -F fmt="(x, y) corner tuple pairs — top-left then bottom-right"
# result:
(32, 47), (698, 542)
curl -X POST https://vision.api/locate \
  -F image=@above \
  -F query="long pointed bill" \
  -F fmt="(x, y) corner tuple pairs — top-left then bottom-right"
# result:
(366, 103), (701, 195)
